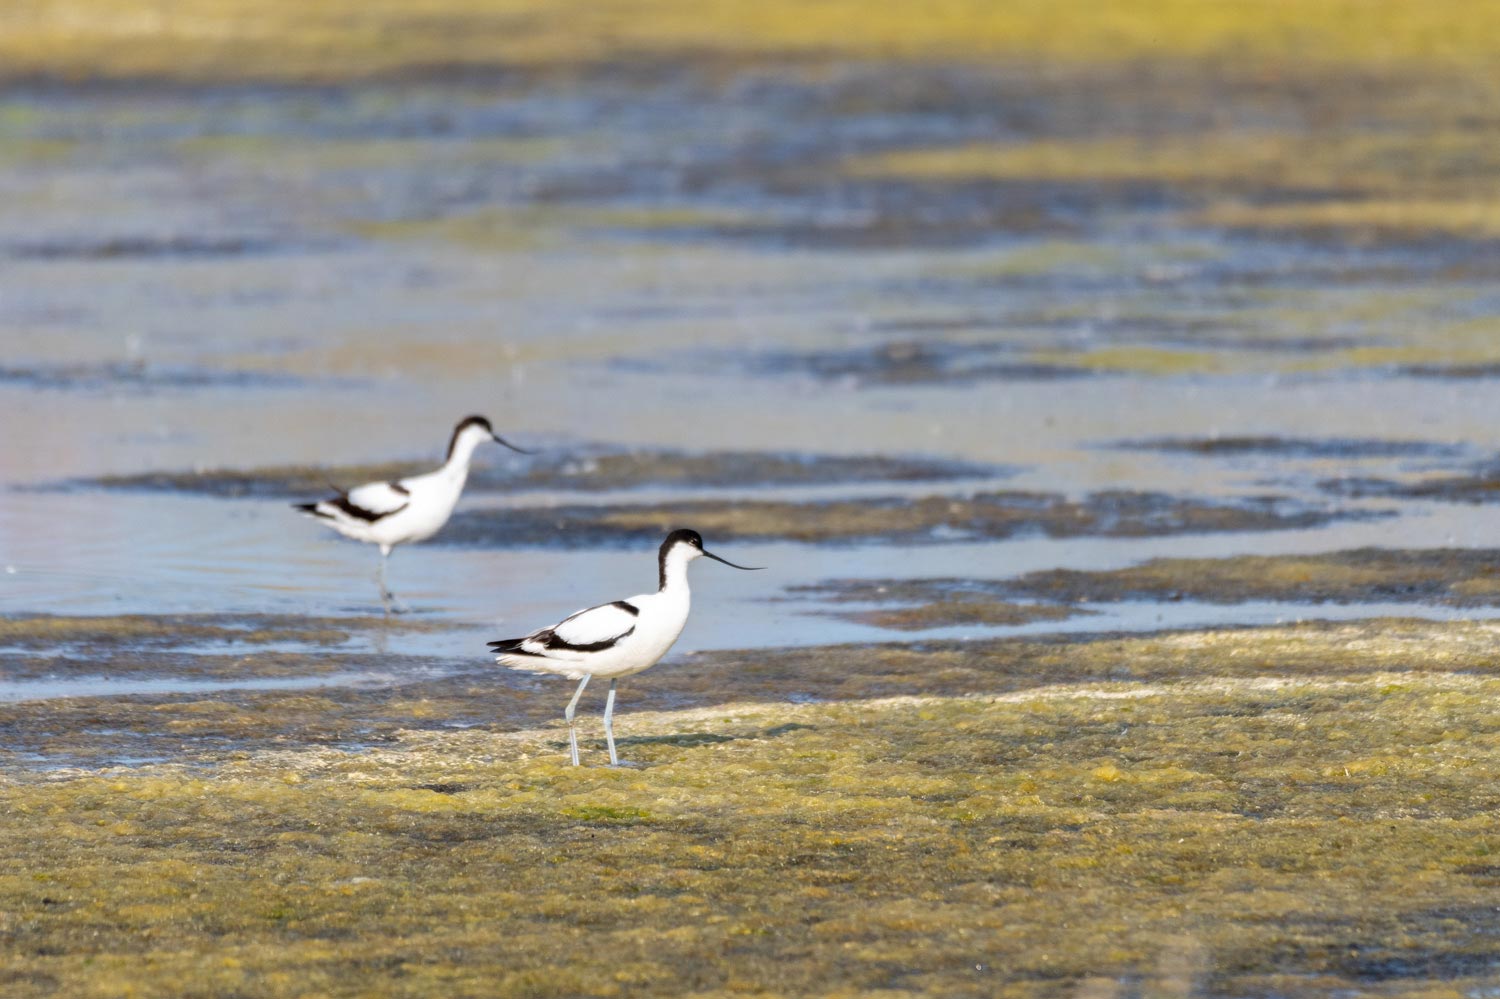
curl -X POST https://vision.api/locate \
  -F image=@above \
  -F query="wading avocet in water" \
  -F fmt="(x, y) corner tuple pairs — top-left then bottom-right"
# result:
(296, 415), (531, 612)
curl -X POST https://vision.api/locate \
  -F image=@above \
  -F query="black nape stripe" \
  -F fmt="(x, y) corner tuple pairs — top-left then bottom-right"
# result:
(657, 529), (703, 589)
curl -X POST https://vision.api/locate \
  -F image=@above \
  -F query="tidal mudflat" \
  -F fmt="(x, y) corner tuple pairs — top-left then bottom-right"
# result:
(799, 548), (1500, 630)
(7, 623), (1500, 997)
(439, 489), (1368, 548)
(69, 448), (1001, 499)
(8, 1), (1500, 996)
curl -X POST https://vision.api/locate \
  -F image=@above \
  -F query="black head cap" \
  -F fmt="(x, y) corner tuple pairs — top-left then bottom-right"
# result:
(657, 529), (762, 586)
(456, 415), (493, 433)
(661, 529), (703, 555)
(448, 415), (494, 460)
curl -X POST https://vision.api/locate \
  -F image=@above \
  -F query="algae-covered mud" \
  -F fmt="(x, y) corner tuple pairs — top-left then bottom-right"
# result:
(9, 1), (1500, 996)
(801, 549), (1500, 630)
(1114, 437), (1468, 461)
(0, 612), (441, 652)
(1322, 464), (1500, 506)
(0, 613), (459, 689)
(440, 489), (1366, 548)
(8, 622), (1500, 997)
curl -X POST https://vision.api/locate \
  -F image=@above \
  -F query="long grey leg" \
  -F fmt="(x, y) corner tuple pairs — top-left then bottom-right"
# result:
(375, 546), (395, 614)
(603, 679), (619, 766)
(564, 675), (592, 766)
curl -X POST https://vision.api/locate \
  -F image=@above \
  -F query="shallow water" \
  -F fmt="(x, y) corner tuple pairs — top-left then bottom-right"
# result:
(5, 72), (1500, 698)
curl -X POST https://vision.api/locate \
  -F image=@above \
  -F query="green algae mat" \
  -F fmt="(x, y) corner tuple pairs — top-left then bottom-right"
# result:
(7, 620), (1500, 997)
(6, 1), (1500, 82)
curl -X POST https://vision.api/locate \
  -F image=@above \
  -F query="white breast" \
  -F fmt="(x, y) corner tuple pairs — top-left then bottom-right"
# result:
(375, 468), (466, 545)
(612, 589), (691, 675)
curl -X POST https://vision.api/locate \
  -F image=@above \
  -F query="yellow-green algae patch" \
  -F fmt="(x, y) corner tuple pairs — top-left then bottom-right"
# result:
(847, 130), (1500, 199)
(1279, 317), (1500, 378)
(176, 133), (584, 172)
(1009, 301), (1500, 381)
(695, 619), (1500, 705)
(1023, 345), (1235, 377)
(1201, 198), (1500, 244)
(5, 1), (1500, 83)
(843, 112), (1500, 250)
(8, 621), (1500, 996)
(1007, 548), (1500, 609)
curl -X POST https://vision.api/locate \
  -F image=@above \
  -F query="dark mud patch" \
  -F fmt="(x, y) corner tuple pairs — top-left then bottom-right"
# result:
(439, 489), (1375, 548)
(1280, 906), (1500, 981)
(12, 616), (1500, 770)
(618, 339), (1100, 387)
(0, 684), (426, 769)
(1002, 547), (1500, 608)
(0, 650), (439, 685)
(1321, 464), (1500, 504)
(834, 598), (1078, 631)
(602, 178), (1121, 249)
(743, 340), (1094, 386)
(63, 447), (1003, 499)
(892, 310), (1252, 342)
(0, 613), (449, 653)
(1114, 436), (1465, 460)
(6, 235), (295, 261)
(795, 546), (1500, 630)
(790, 577), (1087, 630)
(0, 664), (559, 770)
(0, 362), (311, 393)
(1398, 362), (1500, 380)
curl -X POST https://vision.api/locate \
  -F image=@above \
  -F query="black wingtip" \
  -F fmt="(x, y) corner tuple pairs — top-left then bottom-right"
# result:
(489, 638), (549, 658)
(293, 502), (319, 513)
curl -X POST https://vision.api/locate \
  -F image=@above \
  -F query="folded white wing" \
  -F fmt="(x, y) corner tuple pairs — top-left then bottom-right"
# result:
(344, 480), (411, 517)
(546, 601), (639, 651)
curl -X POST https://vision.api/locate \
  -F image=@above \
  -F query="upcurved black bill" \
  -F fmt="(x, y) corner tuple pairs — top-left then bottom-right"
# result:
(493, 434), (536, 455)
(702, 549), (763, 570)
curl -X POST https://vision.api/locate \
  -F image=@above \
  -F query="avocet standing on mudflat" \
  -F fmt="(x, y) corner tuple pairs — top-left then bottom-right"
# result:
(489, 529), (761, 766)
(295, 415), (531, 611)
